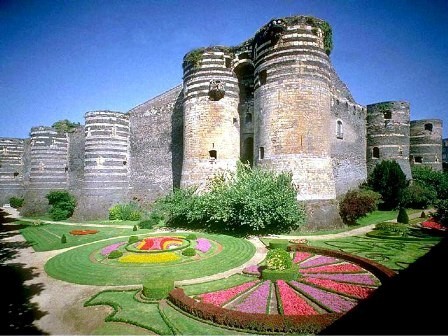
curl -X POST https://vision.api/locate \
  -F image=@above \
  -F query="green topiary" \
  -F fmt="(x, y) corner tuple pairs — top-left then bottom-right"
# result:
(375, 222), (409, 236)
(397, 207), (409, 224)
(61, 234), (67, 244)
(128, 235), (139, 244)
(142, 276), (174, 300)
(108, 250), (123, 259)
(9, 196), (24, 209)
(420, 211), (427, 218)
(268, 240), (289, 251)
(265, 248), (292, 271)
(182, 247), (196, 256)
(186, 233), (197, 240)
(133, 225), (138, 231)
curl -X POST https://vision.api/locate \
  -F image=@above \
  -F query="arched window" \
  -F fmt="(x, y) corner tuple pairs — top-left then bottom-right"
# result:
(259, 147), (265, 160)
(372, 147), (380, 159)
(336, 120), (343, 139)
(245, 113), (253, 124)
(259, 70), (267, 85)
(209, 150), (217, 160)
(424, 123), (433, 132)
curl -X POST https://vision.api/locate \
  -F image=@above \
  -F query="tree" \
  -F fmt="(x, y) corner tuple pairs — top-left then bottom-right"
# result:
(411, 166), (448, 200)
(339, 189), (381, 225)
(52, 119), (80, 133)
(368, 160), (408, 210)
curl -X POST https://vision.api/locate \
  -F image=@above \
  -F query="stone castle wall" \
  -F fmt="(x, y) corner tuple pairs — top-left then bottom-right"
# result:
(0, 15), (444, 226)
(410, 119), (443, 171)
(366, 101), (412, 178)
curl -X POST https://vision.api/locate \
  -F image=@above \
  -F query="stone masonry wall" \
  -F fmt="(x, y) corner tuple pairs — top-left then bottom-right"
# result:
(410, 119), (443, 171)
(0, 138), (25, 205)
(128, 85), (183, 207)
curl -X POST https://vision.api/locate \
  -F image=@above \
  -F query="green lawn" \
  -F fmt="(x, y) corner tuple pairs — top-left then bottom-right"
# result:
(19, 223), (148, 251)
(44, 233), (256, 285)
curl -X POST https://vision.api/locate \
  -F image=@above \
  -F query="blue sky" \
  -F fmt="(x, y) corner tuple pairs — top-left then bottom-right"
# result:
(1, 0), (447, 138)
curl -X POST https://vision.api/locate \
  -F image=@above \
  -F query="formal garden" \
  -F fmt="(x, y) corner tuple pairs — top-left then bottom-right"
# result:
(5, 162), (448, 334)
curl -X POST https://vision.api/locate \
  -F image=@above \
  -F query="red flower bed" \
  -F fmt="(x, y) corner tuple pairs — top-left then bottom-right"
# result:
(422, 218), (446, 231)
(69, 229), (99, 236)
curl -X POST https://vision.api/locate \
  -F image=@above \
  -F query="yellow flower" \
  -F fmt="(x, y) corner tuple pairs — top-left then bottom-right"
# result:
(118, 252), (180, 263)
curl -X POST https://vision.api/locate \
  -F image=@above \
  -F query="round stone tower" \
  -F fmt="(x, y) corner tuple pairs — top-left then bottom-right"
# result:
(253, 16), (336, 201)
(22, 126), (69, 214)
(181, 47), (240, 188)
(0, 138), (25, 205)
(410, 119), (443, 171)
(366, 101), (411, 178)
(80, 111), (130, 219)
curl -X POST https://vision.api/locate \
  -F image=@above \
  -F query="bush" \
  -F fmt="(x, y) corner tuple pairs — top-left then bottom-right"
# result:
(9, 196), (24, 208)
(128, 235), (139, 244)
(108, 250), (123, 259)
(265, 248), (292, 271)
(421, 211), (427, 218)
(142, 276), (174, 300)
(133, 225), (138, 231)
(261, 264), (299, 281)
(399, 181), (437, 209)
(61, 234), (67, 244)
(109, 202), (143, 221)
(46, 190), (76, 221)
(156, 163), (306, 236)
(412, 166), (448, 200)
(138, 211), (164, 229)
(397, 207), (409, 224)
(185, 233), (197, 240)
(368, 160), (408, 210)
(268, 240), (289, 251)
(339, 189), (381, 225)
(433, 199), (448, 227)
(375, 222), (409, 236)
(182, 247), (196, 256)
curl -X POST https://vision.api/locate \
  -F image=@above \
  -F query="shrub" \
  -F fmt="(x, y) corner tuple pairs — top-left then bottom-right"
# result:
(156, 163), (306, 236)
(421, 211), (427, 218)
(375, 222), (409, 236)
(182, 247), (196, 256)
(185, 233), (197, 240)
(9, 196), (24, 208)
(367, 160), (408, 210)
(142, 276), (174, 300)
(128, 235), (139, 244)
(261, 264), (298, 281)
(433, 199), (448, 227)
(339, 189), (381, 225)
(412, 166), (448, 200)
(138, 211), (164, 229)
(399, 181), (437, 209)
(52, 119), (80, 133)
(268, 240), (289, 251)
(109, 202), (143, 221)
(108, 250), (123, 259)
(397, 207), (409, 224)
(265, 248), (292, 271)
(133, 225), (138, 231)
(61, 234), (67, 244)
(46, 190), (76, 221)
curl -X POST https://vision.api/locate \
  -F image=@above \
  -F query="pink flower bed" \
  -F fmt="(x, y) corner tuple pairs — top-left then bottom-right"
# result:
(303, 277), (375, 299)
(422, 218), (446, 231)
(300, 256), (341, 268)
(276, 280), (318, 315)
(232, 281), (271, 314)
(300, 262), (364, 274)
(304, 273), (378, 286)
(198, 281), (259, 306)
(293, 251), (312, 264)
(290, 281), (356, 313)
(101, 242), (125, 256)
(195, 238), (212, 253)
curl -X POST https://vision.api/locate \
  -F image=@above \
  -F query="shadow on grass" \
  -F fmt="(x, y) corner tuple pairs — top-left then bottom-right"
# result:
(320, 236), (448, 335)
(0, 208), (48, 335)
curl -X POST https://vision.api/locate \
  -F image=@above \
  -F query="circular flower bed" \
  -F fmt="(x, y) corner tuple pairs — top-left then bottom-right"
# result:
(69, 229), (99, 235)
(125, 236), (190, 253)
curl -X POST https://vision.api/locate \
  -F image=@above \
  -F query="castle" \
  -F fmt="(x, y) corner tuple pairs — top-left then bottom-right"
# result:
(0, 16), (444, 229)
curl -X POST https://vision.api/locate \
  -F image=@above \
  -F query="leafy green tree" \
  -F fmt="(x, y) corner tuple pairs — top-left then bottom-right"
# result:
(368, 160), (408, 210)
(52, 119), (80, 133)
(399, 181), (437, 209)
(411, 166), (448, 200)
(46, 190), (76, 220)
(156, 163), (306, 236)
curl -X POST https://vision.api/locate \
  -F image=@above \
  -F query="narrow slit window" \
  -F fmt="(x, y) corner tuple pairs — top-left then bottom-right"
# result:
(336, 120), (343, 139)
(209, 150), (217, 160)
(259, 70), (267, 85)
(225, 57), (231, 68)
(245, 113), (253, 124)
(259, 147), (265, 160)
(372, 147), (380, 159)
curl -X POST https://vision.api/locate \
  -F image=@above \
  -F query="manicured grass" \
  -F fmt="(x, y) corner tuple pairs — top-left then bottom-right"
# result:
(92, 322), (152, 335)
(45, 233), (256, 285)
(20, 223), (148, 251)
(84, 290), (172, 335)
(307, 235), (440, 271)
(181, 274), (255, 296)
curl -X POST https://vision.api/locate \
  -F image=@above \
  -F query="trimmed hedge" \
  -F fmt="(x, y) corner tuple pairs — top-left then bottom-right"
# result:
(108, 250), (123, 259)
(182, 247), (196, 257)
(128, 235), (139, 244)
(268, 241), (289, 250)
(261, 264), (298, 281)
(142, 278), (174, 300)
